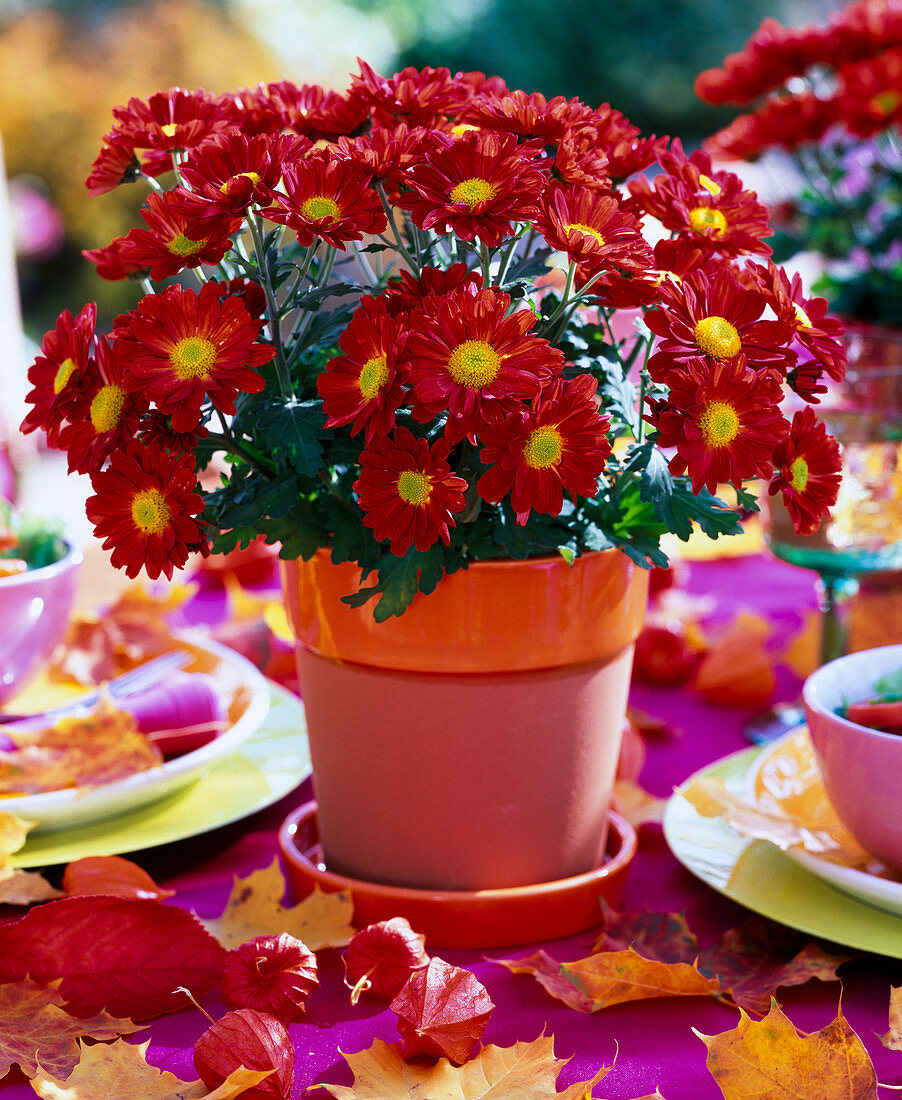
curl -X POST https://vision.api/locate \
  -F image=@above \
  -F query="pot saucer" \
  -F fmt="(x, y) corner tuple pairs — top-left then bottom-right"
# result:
(278, 801), (637, 949)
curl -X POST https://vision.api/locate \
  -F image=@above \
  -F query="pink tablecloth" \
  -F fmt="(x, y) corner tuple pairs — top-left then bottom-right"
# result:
(3, 553), (902, 1098)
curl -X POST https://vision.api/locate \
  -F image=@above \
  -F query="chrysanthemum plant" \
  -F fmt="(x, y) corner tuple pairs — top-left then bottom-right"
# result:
(22, 62), (846, 618)
(695, 0), (902, 326)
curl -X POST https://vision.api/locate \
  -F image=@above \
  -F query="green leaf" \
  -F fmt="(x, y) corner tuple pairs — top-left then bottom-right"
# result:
(656, 480), (744, 543)
(340, 546), (447, 620)
(255, 399), (329, 477)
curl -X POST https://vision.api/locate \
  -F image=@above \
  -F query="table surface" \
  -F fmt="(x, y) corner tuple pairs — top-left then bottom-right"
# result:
(3, 550), (902, 1099)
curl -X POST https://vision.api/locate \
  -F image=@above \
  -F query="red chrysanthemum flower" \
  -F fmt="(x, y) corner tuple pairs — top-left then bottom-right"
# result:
(768, 405), (842, 536)
(586, 104), (666, 181)
(85, 441), (206, 581)
(335, 124), (430, 189)
(349, 60), (469, 128)
(113, 282), (274, 433)
(139, 408), (209, 453)
(404, 288), (564, 443)
(382, 263), (482, 317)
(551, 130), (612, 191)
(85, 190), (240, 282)
(20, 302), (98, 445)
(399, 129), (548, 247)
(265, 151), (386, 249)
(838, 45), (902, 136)
(535, 185), (653, 275)
(645, 357), (789, 494)
(264, 80), (370, 141)
(353, 427), (468, 556)
(646, 267), (794, 382)
(208, 277), (268, 320)
(57, 336), (148, 475)
(749, 261), (847, 382)
(85, 137), (141, 196)
(178, 132), (310, 224)
(627, 139), (773, 257)
(594, 237), (712, 309)
(461, 90), (594, 143)
(477, 374), (612, 522)
(215, 86), (285, 136)
(703, 93), (842, 160)
(317, 297), (409, 443)
(109, 87), (229, 152)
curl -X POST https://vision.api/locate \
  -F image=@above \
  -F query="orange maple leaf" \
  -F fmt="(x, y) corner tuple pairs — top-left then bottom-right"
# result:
(199, 858), (355, 950)
(0, 978), (142, 1081)
(695, 998), (878, 1099)
(0, 697), (162, 795)
(501, 905), (849, 1017)
(311, 1034), (611, 1099)
(879, 985), (902, 1051)
(692, 610), (776, 706)
(611, 780), (667, 828)
(29, 1037), (272, 1099)
(0, 811), (61, 904)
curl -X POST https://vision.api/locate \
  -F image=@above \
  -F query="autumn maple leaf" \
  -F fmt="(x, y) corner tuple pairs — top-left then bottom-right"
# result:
(312, 1034), (611, 1099)
(28, 1037), (273, 1099)
(200, 859), (354, 950)
(0, 811), (62, 904)
(0, 978), (141, 1081)
(695, 998), (878, 1099)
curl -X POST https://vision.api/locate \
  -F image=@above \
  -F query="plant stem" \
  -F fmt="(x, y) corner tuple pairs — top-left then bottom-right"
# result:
(376, 183), (419, 273)
(247, 211), (294, 401)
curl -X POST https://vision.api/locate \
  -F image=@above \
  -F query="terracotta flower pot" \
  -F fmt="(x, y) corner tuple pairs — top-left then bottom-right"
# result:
(280, 548), (648, 892)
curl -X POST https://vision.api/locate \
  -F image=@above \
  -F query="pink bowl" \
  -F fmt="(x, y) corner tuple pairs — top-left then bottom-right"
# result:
(0, 541), (82, 705)
(803, 643), (902, 871)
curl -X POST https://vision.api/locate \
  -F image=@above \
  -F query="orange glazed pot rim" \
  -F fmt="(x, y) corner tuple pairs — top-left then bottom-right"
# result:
(280, 546), (649, 674)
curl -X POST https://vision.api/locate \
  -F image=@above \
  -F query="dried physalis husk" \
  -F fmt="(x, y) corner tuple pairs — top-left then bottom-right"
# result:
(344, 917), (429, 1004)
(390, 956), (495, 1065)
(221, 932), (318, 1023)
(193, 1007), (294, 1099)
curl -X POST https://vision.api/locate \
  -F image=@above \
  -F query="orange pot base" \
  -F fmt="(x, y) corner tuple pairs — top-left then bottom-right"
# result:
(278, 801), (637, 949)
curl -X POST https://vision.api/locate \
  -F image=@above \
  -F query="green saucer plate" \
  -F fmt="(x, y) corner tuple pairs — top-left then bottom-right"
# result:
(664, 743), (902, 958)
(9, 681), (311, 868)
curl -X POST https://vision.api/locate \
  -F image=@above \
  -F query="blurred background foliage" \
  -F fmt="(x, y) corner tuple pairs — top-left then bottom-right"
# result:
(0, 0), (844, 334)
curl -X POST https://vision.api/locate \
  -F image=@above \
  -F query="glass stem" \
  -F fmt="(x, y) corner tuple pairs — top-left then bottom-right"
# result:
(817, 574), (858, 664)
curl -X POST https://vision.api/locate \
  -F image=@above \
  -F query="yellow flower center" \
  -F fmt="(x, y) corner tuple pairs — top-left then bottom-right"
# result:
(523, 426), (564, 469)
(170, 336), (217, 379)
(789, 456), (810, 492)
(168, 233), (207, 258)
(450, 123), (480, 136)
(449, 177), (497, 209)
(694, 316), (742, 359)
(565, 222), (605, 246)
(161, 122), (178, 138)
(53, 357), (77, 395)
(871, 90), (901, 116)
(699, 400), (740, 448)
(793, 303), (812, 329)
(358, 355), (389, 400)
(131, 488), (171, 535)
(397, 469), (432, 505)
(300, 195), (341, 222)
(688, 206), (727, 235)
(220, 171), (262, 194)
(698, 174), (721, 196)
(447, 340), (501, 389)
(89, 384), (126, 433)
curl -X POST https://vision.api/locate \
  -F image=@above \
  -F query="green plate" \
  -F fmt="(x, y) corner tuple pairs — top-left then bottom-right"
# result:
(664, 744), (902, 957)
(10, 682), (311, 868)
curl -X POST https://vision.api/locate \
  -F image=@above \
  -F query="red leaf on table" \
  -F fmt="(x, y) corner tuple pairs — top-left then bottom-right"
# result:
(390, 957), (494, 1065)
(344, 917), (429, 1003)
(222, 933), (318, 1023)
(62, 855), (175, 901)
(0, 896), (227, 1019)
(194, 1008), (294, 1100)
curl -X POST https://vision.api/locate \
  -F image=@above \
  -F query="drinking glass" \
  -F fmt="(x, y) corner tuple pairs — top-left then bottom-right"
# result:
(747, 326), (902, 742)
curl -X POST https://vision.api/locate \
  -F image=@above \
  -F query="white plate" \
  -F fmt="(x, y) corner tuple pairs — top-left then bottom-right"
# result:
(0, 632), (271, 832)
(745, 729), (902, 918)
